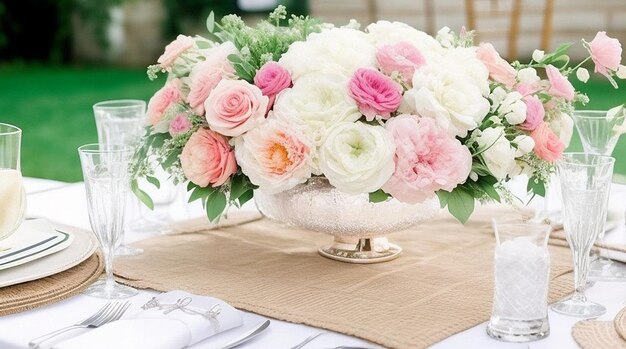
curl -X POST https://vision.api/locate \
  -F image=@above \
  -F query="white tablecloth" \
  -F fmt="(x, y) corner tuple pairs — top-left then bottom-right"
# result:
(1, 177), (626, 349)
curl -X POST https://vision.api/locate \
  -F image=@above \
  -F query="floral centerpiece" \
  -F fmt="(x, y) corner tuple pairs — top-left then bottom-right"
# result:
(131, 6), (624, 225)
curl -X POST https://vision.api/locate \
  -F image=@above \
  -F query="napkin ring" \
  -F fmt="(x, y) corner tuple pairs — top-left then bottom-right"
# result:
(141, 297), (221, 320)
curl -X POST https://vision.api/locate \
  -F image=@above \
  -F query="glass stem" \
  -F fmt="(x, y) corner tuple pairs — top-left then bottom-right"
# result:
(105, 247), (115, 288)
(573, 248), (590, 298)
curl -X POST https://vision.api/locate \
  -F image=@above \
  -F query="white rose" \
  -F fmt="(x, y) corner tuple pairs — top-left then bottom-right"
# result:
(476, 127), (517, 180)
(532, 49), (545, 62)
(366, 21), (444, 60)
(235, 119), (314, 193)
(549, 112), (574, 147)
(319, 122), (395, 194)
(272, 71), (361, 146)
(499, 92), (527, 125)
(517, 67), (540, 84)
(440, 47), (490, 96)
(279, 28), (376, 80)
(576, 67), (590, 83)
(512, 135), (535, 157)
(400, 64), (490, 137)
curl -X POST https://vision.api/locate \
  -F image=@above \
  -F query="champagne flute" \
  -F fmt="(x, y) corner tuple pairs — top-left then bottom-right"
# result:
(78, 143), (138, 299)
(551, 153), (614, 317)
(0, 123), (26, 242)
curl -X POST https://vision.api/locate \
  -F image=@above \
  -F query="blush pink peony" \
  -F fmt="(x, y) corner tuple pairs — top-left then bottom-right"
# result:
(348, 68), (403, 121)
(376, 41), (426, 83)
(589, 31), (622, 77)
(204, 79), (269, 137)
(530, 122), (565, 162)
(147, 79), (182, 127)
(169, 113), (192, 136)
(476, 43), (517, 88)
(382, 115), (472, 204)
(180, 128), (237, 188)
(546, 65), (575, 101)
(519, 95), (544, 131)
(187, 43), (237, 115)
(254, 61), (292, 109)
(157, 35), (195, 70)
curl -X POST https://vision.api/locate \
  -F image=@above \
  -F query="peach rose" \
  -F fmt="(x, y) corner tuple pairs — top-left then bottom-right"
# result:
(157, 35), (195, 70)
(204, 80), (269, 137)
(146, 79), (182, 127)
(476, 43), (517, 88)
(530, 122), (565, 162)
(180, 128), (237, 187)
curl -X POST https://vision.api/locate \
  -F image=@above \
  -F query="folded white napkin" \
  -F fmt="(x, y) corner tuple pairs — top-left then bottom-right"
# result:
(54, 291), (243, 349)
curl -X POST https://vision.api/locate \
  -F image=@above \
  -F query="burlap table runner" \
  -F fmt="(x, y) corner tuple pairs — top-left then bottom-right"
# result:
(0, 252), (103, 316)
(114, 206), (574, 349)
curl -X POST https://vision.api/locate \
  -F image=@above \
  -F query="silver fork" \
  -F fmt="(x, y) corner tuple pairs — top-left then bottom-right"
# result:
(28, 301), (131, 348)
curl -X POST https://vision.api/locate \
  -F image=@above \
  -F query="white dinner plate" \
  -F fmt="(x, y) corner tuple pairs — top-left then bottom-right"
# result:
(0, 224), (98, 287)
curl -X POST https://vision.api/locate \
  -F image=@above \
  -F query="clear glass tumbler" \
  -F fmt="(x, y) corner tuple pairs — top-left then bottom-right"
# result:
(0, 123), (26, 241)
(551, 153), (614, 317)
(486, 221), (551, 342)
(78, 143), (138, 299)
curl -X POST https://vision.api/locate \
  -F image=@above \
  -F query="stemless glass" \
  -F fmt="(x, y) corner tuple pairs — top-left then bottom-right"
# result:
(551, 153), (614, 317)
(0, 123), (26, 241)
(78, 144), (138, 299)
(572, 109), (626, 281)
(94, 100), (146, 256)
(487, 221), (551, 342)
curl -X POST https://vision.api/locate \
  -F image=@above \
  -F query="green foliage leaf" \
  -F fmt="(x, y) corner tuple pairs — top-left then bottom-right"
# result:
(436, 190), (450, 209)
(234, 64), (253, 82)
(527, 176), (546, 197)
(188, 185), (215, 203)
(162, 151), (180, 169)
(229, 173), (255, 202)
(369, 189), (390, 203)
(471, 162), (491, 177)
(196, 40), (212, 49)
(480, 180), (501, 202)
(187, 181), (196, 191)
(206, 11), (215, 33)
(237, 189), (254, 207)
(446, 187), (475, 224)
(131, 180), (154, 210)
(206, 191), (227, 222)
(146, 176), (160, 189)
(227, 54), (243, 64)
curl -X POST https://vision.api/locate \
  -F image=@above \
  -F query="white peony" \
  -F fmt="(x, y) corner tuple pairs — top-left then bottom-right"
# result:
(235, 119), (314, 194)
(549, 112), (574, 147)
(278, 27), (376, 80)
(498, 91), (527, 125)
(400, 64), (490, 137)
(476, 127), (517, 180)
(366, 21), (444, 60)
(319, 122), (395, 194)
(271, 71), (361, 146)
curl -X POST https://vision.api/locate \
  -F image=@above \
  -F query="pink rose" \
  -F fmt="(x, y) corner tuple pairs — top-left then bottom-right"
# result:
(204, 80), (269, 137)
(476, 43), (517, 87)
(157, 35), (195, 70)
(382, 115), (472, 204)
(348, 68), (403, 121)
(254, 62), (292, 108)
(187, 43), (237, 115)
(589, 31), (623, 77)
(180, 128), (237, 188)
(146, 79), (182, 126)
(530, 122), (565, 162)
(376, 41), (426, 83)
(519, 95), (544, 131)
(546, 65), (575, 101)
(169, 113), (192, 136)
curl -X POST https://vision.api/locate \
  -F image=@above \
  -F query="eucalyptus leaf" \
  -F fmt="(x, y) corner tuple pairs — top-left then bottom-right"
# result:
(131, 180), (154, 210)
(146, 176), (160, 189)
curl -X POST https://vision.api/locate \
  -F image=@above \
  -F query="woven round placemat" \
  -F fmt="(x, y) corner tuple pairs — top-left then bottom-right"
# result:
(0, 252), (103, 316)
(572, 320), (626, 349)
(614, 306), (626, 341)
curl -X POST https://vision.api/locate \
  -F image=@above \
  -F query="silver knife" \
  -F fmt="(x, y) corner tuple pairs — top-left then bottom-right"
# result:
(217, 319), (271, 349)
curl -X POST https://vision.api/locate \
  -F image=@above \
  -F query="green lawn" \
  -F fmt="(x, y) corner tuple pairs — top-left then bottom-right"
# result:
(1, 65), (625, 182)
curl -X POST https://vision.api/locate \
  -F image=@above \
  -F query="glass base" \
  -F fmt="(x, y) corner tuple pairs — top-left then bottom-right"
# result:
(551, 295), (606, 318)
(114, 244), (143, 257)
(84, 279), (138, 299)
(318, 237), (402, 264)
(486, 316), (549, 342)
(588, 257), (626, 281)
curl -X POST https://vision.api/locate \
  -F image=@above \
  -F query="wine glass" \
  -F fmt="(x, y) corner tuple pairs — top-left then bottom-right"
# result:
(572, 109), (626, 281)
(0, 123), (26, 242)
(551, 153), (614, 317)
(78, 143), (138, 299)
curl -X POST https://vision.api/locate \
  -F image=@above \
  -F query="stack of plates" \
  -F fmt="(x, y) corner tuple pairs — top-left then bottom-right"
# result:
(0, 219), (98, 287)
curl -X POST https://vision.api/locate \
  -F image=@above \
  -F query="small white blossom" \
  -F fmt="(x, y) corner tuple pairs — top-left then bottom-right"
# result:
(517, 67), (540, 84)
(512, 135), (535, 157)
(489, 86), (508, 112)
(469, 171), (479, 181)
(436, 26), (455, 48)
(617, 65), (626, 79)
(576, 67), (590, 83)
(498, 92), (527, 125)
(342, 19), (361, 30)
(532, 49), (545, 62)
